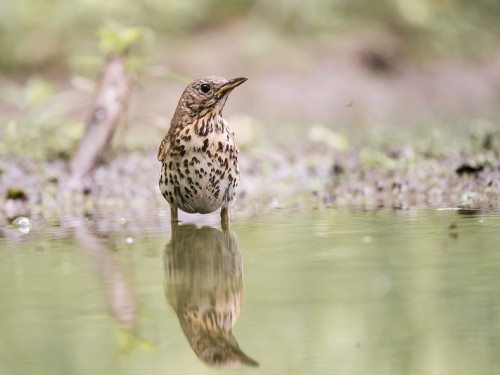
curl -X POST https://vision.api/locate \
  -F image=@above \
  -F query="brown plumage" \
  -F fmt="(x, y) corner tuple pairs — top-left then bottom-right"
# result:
(158, 76), (247, 229)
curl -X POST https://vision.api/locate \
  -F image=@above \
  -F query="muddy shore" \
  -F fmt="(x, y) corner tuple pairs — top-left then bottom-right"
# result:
(1, 132), (498, 225)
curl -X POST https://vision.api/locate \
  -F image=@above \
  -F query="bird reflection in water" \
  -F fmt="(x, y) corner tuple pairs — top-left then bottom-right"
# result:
(164, 224), (258, 368)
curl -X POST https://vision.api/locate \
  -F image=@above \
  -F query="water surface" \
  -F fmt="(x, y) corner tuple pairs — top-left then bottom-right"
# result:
(1, 209), (500, 375)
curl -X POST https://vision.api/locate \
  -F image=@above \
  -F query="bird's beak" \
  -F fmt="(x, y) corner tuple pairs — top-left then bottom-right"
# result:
(215, 77), (248, 96)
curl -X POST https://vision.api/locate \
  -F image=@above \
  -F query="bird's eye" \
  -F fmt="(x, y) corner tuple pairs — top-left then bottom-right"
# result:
(200, 83), (211, 93)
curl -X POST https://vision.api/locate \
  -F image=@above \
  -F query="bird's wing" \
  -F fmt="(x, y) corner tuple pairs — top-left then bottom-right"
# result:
(157, 136), (169, 161)
(229, 129), (240, 155)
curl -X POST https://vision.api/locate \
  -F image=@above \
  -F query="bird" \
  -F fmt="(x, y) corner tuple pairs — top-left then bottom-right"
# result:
(158, 76), (247, 229)
(164, 224), (258, 368)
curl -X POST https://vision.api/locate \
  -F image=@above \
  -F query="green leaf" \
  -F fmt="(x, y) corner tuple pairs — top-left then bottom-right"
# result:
(97, 24), (154, 57)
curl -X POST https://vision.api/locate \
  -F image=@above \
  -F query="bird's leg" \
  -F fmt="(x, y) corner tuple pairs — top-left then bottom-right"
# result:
(221, 206), (230, 230)
(170, 205), (179, 225)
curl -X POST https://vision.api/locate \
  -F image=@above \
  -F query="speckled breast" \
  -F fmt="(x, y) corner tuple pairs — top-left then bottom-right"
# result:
(159, 120), (239, 214)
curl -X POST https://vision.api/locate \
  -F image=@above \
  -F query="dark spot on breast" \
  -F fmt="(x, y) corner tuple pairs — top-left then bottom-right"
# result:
(202, 138), (209, 152)
(175, 145), (186, 157)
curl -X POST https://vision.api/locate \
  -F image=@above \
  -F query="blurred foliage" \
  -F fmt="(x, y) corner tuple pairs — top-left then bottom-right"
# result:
(97, 25), (152, 56)
(0, 0), (499, 162)
(0, 76), (85, 160)
(93, 24), (155, 72)
(309, 124), (349, 152)
(0, 23), (156, 160)
(1, 0), (500, 71)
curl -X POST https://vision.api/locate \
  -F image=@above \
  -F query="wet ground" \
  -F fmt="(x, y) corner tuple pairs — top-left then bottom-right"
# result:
(1, 131), (499, 223)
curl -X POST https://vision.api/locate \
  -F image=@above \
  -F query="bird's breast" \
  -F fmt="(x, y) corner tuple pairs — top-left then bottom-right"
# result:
(160, 118), (239, 214)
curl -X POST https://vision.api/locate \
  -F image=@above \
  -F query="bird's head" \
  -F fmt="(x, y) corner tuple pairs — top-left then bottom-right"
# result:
(178, 76), (247, 117)
(192, 330), (259, 369)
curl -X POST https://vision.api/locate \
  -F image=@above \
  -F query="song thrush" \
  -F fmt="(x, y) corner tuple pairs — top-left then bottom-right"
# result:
(158, 76), (247, 229)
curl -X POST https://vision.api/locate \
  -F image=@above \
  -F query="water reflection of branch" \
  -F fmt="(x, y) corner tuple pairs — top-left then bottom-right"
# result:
(72, 222), (137, 330)
(164, 224), (258, 368)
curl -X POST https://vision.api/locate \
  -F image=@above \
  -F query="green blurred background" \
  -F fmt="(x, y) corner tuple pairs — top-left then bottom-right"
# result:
(1, 0), (500, 158)
(2, 0), (500, 70)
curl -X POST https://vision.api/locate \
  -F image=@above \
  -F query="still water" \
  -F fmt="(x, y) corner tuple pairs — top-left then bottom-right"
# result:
(1, 209), (500, 375)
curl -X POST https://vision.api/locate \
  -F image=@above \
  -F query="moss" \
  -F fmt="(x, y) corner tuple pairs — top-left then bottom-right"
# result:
(6, 188), (28, 201)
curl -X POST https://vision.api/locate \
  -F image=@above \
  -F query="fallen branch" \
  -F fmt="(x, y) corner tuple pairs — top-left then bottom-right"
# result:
(66, 54), (130, 188)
